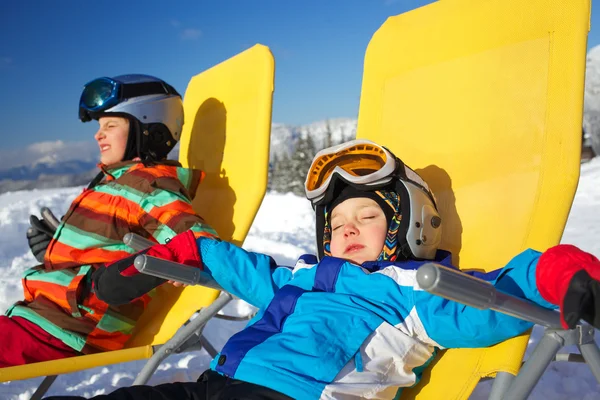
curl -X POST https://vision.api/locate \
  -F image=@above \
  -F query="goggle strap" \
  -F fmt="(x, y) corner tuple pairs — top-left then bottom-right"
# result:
(386, 151), (437, 207)
(120, 81), (180, 100)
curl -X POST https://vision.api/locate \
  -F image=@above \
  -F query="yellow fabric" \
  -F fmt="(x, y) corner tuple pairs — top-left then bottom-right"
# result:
(179, 44), (274, 247)
(0, 44), (274, 383)
(0, 347), (153, 382)
(356, 0), (589, 398)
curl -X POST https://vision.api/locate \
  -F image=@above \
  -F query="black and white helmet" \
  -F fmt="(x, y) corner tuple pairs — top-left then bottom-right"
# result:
(79, 74), (183, 161)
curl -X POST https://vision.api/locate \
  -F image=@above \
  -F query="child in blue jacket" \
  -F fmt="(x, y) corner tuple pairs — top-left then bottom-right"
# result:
(50, 139), (600, 400)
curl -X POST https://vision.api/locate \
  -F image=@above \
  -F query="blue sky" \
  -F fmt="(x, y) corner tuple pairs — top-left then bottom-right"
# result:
(1, 0), (599, 150)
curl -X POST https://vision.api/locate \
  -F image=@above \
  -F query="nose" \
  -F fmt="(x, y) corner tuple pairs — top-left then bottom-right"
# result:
(94, 128), (105, 142)
(344, 223), (358, 237)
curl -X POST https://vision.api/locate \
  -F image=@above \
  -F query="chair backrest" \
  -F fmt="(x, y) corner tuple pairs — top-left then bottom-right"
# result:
(128, 44), (274, 347)
(356, 0), (589, 398)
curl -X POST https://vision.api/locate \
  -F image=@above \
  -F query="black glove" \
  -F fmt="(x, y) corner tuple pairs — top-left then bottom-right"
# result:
(536, 244), (600, 330)
(92, 249), (167, 306)
(26, 207), (59, 263)
(563, 269), (600, 329)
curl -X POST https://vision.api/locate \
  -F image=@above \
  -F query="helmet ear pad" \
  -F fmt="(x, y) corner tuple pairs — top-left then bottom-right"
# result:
(396, 180), (442, 260)
(139, 123), (176, 160)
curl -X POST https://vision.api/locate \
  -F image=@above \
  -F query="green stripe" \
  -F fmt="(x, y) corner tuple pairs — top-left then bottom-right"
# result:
(6, 306), (86, 351)
(107, 165), (131, 180)
(57, 224), (123, 250)
(22, 269), (76, 286)
(190, 223), (218, 237)
(141, 189), (184, 209)
(151, 224), (177, 244)
(77, 265), (92, 276)
(94, 183), (146, 204)
(177, 168), (192, 191)
(96, 309), (137, 334)
(150, 221), (218, 244)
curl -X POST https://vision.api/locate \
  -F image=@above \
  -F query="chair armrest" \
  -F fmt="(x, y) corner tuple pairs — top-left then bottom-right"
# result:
(417, 263), (562, 328)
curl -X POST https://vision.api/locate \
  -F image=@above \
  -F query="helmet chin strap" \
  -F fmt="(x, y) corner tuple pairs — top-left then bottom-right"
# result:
(120, 117), (141, 162)
(120, 117), (158, 164)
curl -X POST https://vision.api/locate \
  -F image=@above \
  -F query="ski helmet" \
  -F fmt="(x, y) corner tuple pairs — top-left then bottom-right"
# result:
(79, 74), (183, 161)
(305, 139), (442, 261)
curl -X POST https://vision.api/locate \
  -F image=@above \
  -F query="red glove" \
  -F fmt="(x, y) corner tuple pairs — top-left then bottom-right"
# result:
(118, 230), (203, 276)
(536, 244), (600, 329)
(92, 230), (203, 305)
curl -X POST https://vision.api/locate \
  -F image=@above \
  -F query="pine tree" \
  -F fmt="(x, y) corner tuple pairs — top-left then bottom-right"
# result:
(286, 131), (317, 196)
(324, 120), (333, 150)
(270, 152), (292, 193)
(267, 154), (277, 191)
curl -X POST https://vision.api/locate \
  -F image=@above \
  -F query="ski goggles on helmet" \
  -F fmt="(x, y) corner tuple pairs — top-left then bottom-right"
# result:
(305, 139), (400, 206)
(78, 74), (180, 122)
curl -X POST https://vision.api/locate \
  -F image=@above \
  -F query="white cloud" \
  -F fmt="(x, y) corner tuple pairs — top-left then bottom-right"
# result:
(180, 28), (202, 40)
(27, 140), (68, 154)
(170, 17), (201, 41)
(0, 140), (98, 170)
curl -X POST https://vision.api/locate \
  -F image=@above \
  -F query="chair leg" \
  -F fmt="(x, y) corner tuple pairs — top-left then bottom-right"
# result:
(501, 330), (564, 400)
(133, 292), (233, 385)
(487, 371), (515, 400)
(30, 375), (57, 400)
(199, 335), (220, 358)
(579, 340), (600, 383)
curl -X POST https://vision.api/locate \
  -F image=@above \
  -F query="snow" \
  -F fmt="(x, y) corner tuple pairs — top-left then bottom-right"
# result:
(1, 159), (600, 399)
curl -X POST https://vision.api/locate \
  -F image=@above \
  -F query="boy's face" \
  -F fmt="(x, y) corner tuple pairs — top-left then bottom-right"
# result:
(329, 197), (388, 265)
(95, 116), (130, 165)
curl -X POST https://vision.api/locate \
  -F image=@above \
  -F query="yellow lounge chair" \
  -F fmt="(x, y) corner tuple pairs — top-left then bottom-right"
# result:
(355, 0), (593, 398)
(0, 44), (275, 400)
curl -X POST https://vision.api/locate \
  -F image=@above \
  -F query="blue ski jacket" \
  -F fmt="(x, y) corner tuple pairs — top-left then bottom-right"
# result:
(196, 237), (556, 399)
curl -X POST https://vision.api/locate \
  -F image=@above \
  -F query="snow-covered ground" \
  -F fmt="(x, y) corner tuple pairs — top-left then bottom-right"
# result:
(1, 159), (600, 399)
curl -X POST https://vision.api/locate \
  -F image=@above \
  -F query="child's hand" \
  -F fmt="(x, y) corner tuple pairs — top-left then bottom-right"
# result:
(92, 230), (201, 305)
(118, 230), (203, 278)
(168, 280), (188, 288)
(536, 245), (600, 329)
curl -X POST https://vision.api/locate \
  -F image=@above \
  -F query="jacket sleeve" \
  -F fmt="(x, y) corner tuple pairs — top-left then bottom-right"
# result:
(136, 181), (218, 244)
(414, 249), (558, 349)
(197, 237), (297, 309)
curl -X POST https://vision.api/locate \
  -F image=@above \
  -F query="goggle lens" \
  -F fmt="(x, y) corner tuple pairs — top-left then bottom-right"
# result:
(306, 144), (388, 192)
(81, 79), (117, 109)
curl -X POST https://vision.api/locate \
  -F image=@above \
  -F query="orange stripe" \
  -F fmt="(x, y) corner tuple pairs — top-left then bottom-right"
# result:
(23, 284), (72, 310)
(147, 200), (197, 222)
(70, 191), (146, 222)
(192, 230), (218, 239)
(85, 329), (130, 351)
(49, 244), (131, 265)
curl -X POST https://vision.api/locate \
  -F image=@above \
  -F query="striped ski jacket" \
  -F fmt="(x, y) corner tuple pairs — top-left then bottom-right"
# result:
(5, 161), (217, 354)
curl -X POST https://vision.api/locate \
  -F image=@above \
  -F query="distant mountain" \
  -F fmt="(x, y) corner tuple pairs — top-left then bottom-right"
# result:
(0, 160), (98, 181)
(0, 169), (98, 194)
(0, 119), (357, 194)
(269, 118), (356, 159)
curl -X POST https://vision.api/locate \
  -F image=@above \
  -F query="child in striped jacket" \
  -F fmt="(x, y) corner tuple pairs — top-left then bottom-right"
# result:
(0, 75), (218, 367)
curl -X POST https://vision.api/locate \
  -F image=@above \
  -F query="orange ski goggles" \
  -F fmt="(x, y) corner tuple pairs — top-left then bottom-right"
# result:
(305, 139), (399, 206)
